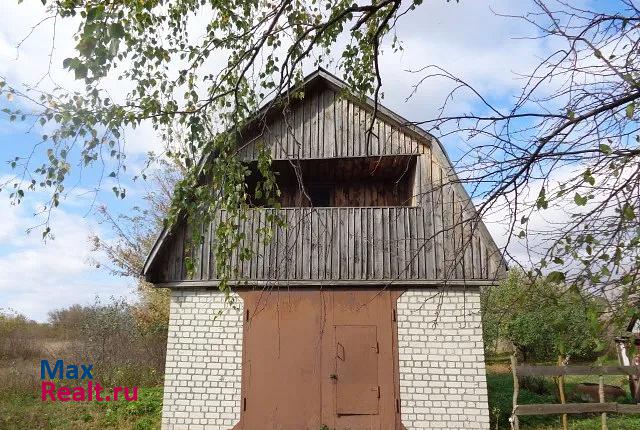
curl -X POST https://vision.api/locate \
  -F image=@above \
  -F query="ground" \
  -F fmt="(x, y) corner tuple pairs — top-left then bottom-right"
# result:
(1, 365), (639, 429)
(0, 387), (162, 430)
(487, 362), (640, 429)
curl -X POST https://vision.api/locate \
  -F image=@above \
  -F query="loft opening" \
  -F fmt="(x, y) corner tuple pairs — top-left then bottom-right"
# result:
(246, 155), (417, 207)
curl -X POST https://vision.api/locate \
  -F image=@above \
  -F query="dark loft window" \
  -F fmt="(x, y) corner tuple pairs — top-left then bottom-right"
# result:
(246, 156), (417, 208)
(308, 185), (331, 207)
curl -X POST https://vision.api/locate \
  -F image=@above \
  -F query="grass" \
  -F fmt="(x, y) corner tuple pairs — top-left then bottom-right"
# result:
(487, 365), (640, 430)
(0, 387), (162, 430)
(1, 364), (638, 429)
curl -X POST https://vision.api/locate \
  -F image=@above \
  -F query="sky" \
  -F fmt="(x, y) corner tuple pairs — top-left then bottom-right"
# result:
(0, 0), (585, 321)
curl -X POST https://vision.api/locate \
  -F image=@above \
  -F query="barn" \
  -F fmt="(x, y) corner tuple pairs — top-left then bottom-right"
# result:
(143, 68), (506, 430)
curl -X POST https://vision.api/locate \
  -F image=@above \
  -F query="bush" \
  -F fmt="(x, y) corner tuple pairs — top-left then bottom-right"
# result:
(482, 271), (605, 362)
(0, 310), (52, 360)
(48, 297), (166, 387)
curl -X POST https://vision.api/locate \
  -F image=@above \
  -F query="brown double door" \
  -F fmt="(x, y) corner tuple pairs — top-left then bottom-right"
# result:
(235, 289), (402, 430)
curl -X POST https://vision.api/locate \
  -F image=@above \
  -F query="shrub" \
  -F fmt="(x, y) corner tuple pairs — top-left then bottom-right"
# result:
(482, 271), (605, 362)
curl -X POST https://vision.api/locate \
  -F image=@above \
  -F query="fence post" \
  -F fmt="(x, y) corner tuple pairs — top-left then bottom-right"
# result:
(510, 355), (520, 430)
(599, 375), (608, 430)
(557, 356), (568, 430)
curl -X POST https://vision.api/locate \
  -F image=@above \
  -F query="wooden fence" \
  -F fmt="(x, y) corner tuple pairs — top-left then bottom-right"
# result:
(510, 356), (640, 430)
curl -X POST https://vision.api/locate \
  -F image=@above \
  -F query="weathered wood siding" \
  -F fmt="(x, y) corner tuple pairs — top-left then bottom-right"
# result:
(151, 205), (502, 284)
(238, 87), (423, 160)
(145, 77), (506, 285)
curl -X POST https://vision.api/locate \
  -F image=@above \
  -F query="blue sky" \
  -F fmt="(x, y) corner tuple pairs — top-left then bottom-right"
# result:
(0, 0), (584, 321)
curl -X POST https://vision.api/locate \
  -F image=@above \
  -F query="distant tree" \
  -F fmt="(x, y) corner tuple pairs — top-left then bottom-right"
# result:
(48, 298), (166, 385)
(89, 159), (183, 334)
(482, 271), (605, 363)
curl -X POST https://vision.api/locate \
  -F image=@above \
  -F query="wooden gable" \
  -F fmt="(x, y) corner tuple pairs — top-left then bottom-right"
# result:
(237, 84), (426, 161)
(143, 69), (506, 286)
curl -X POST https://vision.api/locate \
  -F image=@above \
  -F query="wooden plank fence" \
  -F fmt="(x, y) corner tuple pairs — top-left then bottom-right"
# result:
(511, 356), (640, 430)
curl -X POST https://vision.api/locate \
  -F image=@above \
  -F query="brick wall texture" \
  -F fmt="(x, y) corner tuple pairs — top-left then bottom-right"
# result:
(162, 289), (243, 430)
(397, 289), (490, 429)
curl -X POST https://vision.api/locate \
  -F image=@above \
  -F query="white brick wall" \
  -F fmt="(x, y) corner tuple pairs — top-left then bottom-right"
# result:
(162, 289), (243, 430)
(397, 289), (490, 430)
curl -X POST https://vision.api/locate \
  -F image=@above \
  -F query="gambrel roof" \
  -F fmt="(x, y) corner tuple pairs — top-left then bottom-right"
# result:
(142, 68), (506, 285)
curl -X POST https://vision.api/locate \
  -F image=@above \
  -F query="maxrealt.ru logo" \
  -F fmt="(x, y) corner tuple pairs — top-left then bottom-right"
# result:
(40, 360), (138, 402)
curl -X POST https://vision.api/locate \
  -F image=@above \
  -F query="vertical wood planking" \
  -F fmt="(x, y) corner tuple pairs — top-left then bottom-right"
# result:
(443, 175), (455, 279)
(373, 207), (383, 279)
(408, 207), (417, 278)
(389, 207), (397, 278)
(421, 149), (436, 279)
(309, 92), (317, 159)
(473, 231), (482, 280)
(462, 205), (473, 279)
(158, 206), (498, 282)
(453, 196), (464, 279)
(311, 208), (319, 280)
(318, 90), (326, 158)
(353, 207), (361, 279)
(238, 88), (428, 160)
(432, 161), (444, 279)
(294, 99), (302, 158)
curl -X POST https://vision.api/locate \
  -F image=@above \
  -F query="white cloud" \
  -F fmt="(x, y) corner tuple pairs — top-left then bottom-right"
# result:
(0, 196), (136, 322)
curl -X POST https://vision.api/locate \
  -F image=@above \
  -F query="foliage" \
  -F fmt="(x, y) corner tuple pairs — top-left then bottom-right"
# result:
(0, 310), (55, 361)
(0, 387), (162, 430)
(89, 159), (182, 335)
(48, 298), (165, 386)
(482, 271), (606, 362)
(0, 0), (431, 303)
(486, 369), (640, 429)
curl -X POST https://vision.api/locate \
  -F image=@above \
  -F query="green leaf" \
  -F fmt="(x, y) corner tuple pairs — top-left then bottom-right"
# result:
(546, 271), (566, 283)
(74, 64), (88, 80)
(626, 102), (635, 119)
(110, 23), (126, 39)
(574, 193), (588, 206)
(622, 203), (635, 221)
(536, 186), (548, 209)
(582, 169), (595, 186)
(599, 143), (611, 154)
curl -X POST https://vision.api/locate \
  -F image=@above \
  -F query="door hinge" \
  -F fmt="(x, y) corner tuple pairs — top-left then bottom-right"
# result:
(396, 398), (400, 413)
(245, 309), (249, 321)
(243, 397), (247, 411)
(392, 308), (397, 321)
(377, 386), (381, 398)
(376, 341), (379, 353)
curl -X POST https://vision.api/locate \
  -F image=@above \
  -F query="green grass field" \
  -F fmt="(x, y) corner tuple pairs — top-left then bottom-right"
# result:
(487, 368), (640, 430)
(1, 370), (639, 429)
(0, 387), (162, 430)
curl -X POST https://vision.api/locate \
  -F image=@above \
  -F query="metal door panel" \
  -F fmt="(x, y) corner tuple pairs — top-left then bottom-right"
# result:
(335, 325), (379, 415)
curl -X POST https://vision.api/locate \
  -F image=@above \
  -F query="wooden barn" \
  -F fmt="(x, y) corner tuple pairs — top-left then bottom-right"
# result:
(143, 69), (506, 430)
